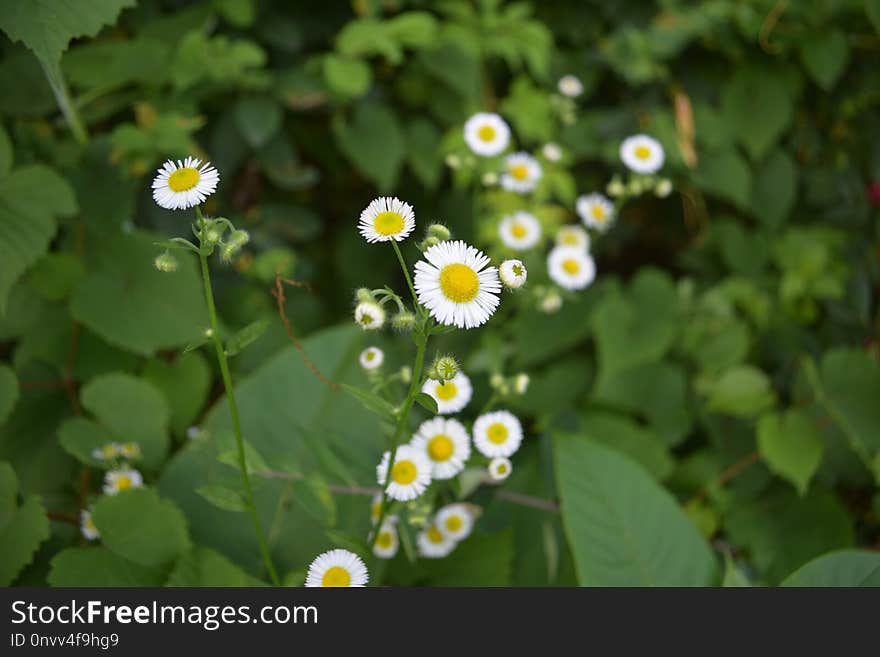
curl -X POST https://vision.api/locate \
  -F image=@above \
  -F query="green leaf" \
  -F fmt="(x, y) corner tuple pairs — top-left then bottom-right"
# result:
(166, 545), (265, 586)
(721, 67), (794, 160)
(757, 410), (824, 495)
(63, 37), (170, 90)
(405, 118), (442, 190)
(385, 11), (437, 49)
(92, 487), (190, 567)
(28, 252), (85, 301)
(290, 474), (337, 526)
(0, 165), (77, 314)
(694, 148), (752, 209)
(142, 353), (211, 438)
(323, 54), (372, 98)
(579, 410), (674, 480)
(750, 149), (796, 228)
(332, 103), (404, 191)
(705, 365), (776, 418)
(0, 0), (135, 82)
(421, 529), (514, 586)
(721, 554), (751, 587)
(799, 31), (849, 91)
(48, 547), (166, 586)
(80, 372), (170, 468)
(0, 364), (19, 426)
(0, 462), (49, 585)
(868, 0), (880, 34)
(340, 383), (396, 420)
(196, 484), (247, 512)
(234, 96), (282, 149)
(70, 230), (209, 356)
(216, 432), (269, 475)
(225, 318), (270, 357)
(0, 123), (12, 177)
(57, 416), (116, 466)
(336, 18), (402, 64)
(414, 392), (438, 415)
(781, 550), (880, 586)
(554, 435), (717, 586)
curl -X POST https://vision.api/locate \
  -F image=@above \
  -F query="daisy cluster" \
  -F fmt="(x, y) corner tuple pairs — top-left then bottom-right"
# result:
(79, 440), (146, 542)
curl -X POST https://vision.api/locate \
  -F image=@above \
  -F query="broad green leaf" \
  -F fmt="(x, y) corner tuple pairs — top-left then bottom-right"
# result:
(0, 364), (18, 426)
(579, 410), (674, 480)
(225, 318), (270, 356)
(336, 18), (402, 63)
(71, 231), (208, 356)
(500, 76), (555, 143)
(405, 118), (442, 189)
(142, 353), (211, 438)
(166, 545), (265, 586)
(420, 529), (514, 586)
(705, 365), (776, 418)
(722, 554), (751, 587)
(213, 0), (256, 28)
(721, 67), (794, 160)
(0, 123), (11, 176)
(323, 54), (372, 98)
(694, 148), (752, 209)
(757, 410), (824, 495)
(414, 392), (438, 415)
(332, 103), (404, 191)
(216, 433), (269, 475)
(0, 462), (49, 585)
(0, 165), (77, 314)
(869, 0), (880, 34)
(57, 416), (117, 466)
(290, 474), (337, 526)
(781, 550), (880, 587)
(92, 487), (190, 567)
(385, 11), (438, 49)
(63, 37), (170, 90)
(48, 547), (165, 586)
(80, 372), (170, 468)
(554, 435), (716, 586)
(799, 31), (849, 91)
(750, 149), (796, 228)
(233, 96), (282, 149)
(196, 484), (247, 512)
(28, 252), (85, 301)
(340, 383), (396, 420)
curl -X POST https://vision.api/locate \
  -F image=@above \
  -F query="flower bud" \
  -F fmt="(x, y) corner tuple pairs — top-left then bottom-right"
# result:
(427, 224), (451, 241)
(429, 355), (459, 381)
(481, 172), (498, 186)
(499, 259), (527, 289)
(445, 154), (461, 169)
(514, 373), (530, 395)
(399, 366), (412, 384)
(355, 288), (375, 304)
(420, 236), (441, 250)
(391, 311), (417, 332)
(154, 251), (178, 273)
(655, 178), (673, 198)
(354, 301), (385, 330)
(489, 373), (505, 390)
(606, 177), (625, 198)
(539, 290), (563, 314)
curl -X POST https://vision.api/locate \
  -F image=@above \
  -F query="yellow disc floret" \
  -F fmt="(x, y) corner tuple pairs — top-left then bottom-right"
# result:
(321, 566), (351, 587)
(373, 211), (405, 236)
(167, 167), (200, 192)
(487, 422), (509, 444)
(427, 435), (454, 461)
(391, 459), (417, 485)
(439, 263), (480, 303)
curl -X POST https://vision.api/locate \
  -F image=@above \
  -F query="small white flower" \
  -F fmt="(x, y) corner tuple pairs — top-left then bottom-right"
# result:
(555, 225), (590, 251)
(558, 74), (584, 98)
(488, 457), (513, 481)
(91, 443), (121, 461)
(463, 112), (511, 157)
(354, 301), (385, 330)
(305, 549), (369, 587)
(499, 259), (528, 289)
(539, 289), (563, 313)
(368, 492), (398, 526)
(473, 410), (523, 458)
(103, 468), (143, 495)
(411, 417), (471, 480)
(152, 157), (219, 211)
(576, 193), (615, 232)
(119, 442), (141, 460)
(359, 346), (384, 370)
(498, 211), (542, 251)
(417, 523), (457, 558)
(373, 520), (399, 559)
(500, 152), (542, 194)
(80, 510), (99, 541)
(358, 196), (415, 243)
(655, 178), (673, 197)
(514, 373), (530, 394)
(421, 371), (472, 415)
(542, 142), (563, 162)
(376, 445), (432, 502)
(435, 503), (474, 542)
(620, 134), (665, 174)
(548, 246), (596, 291)
(414, 241), (501, 330)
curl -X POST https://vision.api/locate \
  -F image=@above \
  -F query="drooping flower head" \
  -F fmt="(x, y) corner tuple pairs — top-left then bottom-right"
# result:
(463, 112), (511, 157)
(498, 211), (542, 251)
(359, 346), (384, 370)
(619, 134), (665, 174)
(500, 152), (542, 194)
(376, 445), (432, 502)
(547, 246), (596, 291)
(576, 193), (615, 232)
(152, 157), (219, 210)
(358, 197), (416, 243)
(305, 549), (369, 587)
(499, 259), (528, 289)
(435, 503), (475, 542)
(411, 417), (471, 480)
(354, 301), (385, 330)
(557, 74), (584, 98)
(473, 410), (524, 458)
(421, 371), (473, 414)
(488, 457), (513, 481)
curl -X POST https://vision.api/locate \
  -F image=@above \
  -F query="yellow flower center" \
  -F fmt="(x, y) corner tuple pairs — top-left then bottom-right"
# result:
(116, 475), (132, 491)
(101, 444), (117, 458)
(562, 259), (581, 275)
(167, 167), (200, 192)
(373, 211), (405, 236)
(435, 381), (458, 401)
(591, 205), (605, 220)
(478, 125), (496, 142)
(445, 515), (464, 533)
(365, 351), (375, 361)
(391, 459), (417, 485)
(371, 500), (381, 520)
(561, 232), (579, 245)
(439, 263), (479, 303)
(360, 313), (374, 325)
(496, 462), (508, 475)
(85, 517), (97, 532)
(634, 145), (652, 160)
(487, 422), (509, 444)
(377, 532), (394, 549)
(427, 526), (444, 543)
(511, 222), (527, 239)
(511, 263), (524, 277)
(510, 164), (529, 181)
(321, 566), (351, 587)
(427, 434), (454, 461)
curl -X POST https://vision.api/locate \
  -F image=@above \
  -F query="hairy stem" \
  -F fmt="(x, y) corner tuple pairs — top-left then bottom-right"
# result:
(41, 63), (88, 146)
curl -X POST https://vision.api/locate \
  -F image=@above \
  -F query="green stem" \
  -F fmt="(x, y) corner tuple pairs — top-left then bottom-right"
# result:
(391, 240), (418, 307)
(198, 251), (281, 586)
(41, 63), (88, 146)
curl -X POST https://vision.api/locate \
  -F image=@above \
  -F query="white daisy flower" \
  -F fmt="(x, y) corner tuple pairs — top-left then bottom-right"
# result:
(498, 211), (542, 251)
(435, 503), (474, 542)
(80, 510), (99, 541)
(488, 457), (513, 481)
(119, 442), (141, 460)
(548, 246), (596, 291)
(620, 134), (665, 174)
(576, 193), (615, 232)
(357, 196), (416, 243)
(91, 442), (121, 461)
(555, 225), (590, 251)
(499, 259), (527, 289)
(473, 410), (523, 458)
(463, 112), (511, 157)
(421, 371), (472, 414)
(539, 289), (563, 313)
(376, 445), (432, 502)
(410, 417), (471, 480)
(373, 521), (399, 559)
(152, 157), (219, 211)
(359, 346), (384, 370)
(542, 142), (563, 162)
(305, 549), (368, 587)
(414, 240), (501, 330)
(417, 523), (456, 558)
(500, 152), (542, 194)
(103, 468), (143, 495)
(558, 74), (584, 98)
(354, 301), (385, 330)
